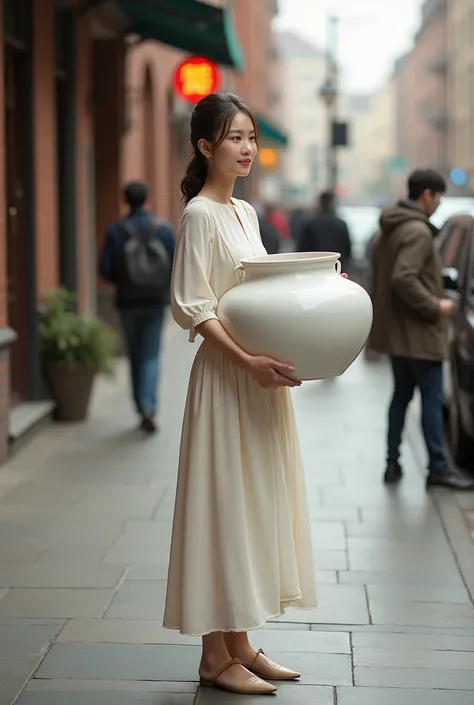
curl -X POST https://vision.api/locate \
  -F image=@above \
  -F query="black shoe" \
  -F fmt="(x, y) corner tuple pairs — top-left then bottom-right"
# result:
(384, 460), (403, 484)
(426, 468), (474, 491)
(140, 415), (158, 435)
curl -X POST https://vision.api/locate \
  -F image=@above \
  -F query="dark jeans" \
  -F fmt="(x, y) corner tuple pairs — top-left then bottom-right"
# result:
(119, 308), (165, 416)
(388, 355), (448, 472)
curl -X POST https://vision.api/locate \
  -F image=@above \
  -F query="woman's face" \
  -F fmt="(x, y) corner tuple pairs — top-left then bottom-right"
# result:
(208, 111), (257, 178)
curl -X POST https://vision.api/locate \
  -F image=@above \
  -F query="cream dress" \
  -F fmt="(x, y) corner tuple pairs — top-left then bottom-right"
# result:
(163, 196), (318, 637)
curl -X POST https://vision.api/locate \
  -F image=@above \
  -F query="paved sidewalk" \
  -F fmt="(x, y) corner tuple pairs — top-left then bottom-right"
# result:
(1, 319), (474, 704)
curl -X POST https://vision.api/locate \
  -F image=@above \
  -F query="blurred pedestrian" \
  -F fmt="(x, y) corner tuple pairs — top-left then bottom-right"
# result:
(368, 168), (474, 490)
(267, 204), (290, 242)
(289, 206), (309, 247)
(254, 203), (281, 254)
(297, 191), (352, 273)
(99, 181), (175, 434)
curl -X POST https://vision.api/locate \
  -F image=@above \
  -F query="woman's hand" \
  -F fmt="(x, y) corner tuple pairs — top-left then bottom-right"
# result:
(245, 355), (302, 389)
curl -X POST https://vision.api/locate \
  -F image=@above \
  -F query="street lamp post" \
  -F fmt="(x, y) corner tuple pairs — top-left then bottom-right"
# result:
(319, 15), (339, 194)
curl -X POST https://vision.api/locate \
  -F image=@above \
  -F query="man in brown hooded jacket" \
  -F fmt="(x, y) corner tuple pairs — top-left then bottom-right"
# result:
(369, 169), (474, 490)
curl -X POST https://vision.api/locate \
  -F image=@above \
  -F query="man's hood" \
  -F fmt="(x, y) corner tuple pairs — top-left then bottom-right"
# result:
(379, 199), (439, 237)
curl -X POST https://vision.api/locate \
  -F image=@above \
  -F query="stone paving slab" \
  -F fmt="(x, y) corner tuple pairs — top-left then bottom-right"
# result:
(0, 589), (114, 619)
(195, 685), (334, 704)
(352, 630), (474, 651)
(354, 646), (474, 669)
(272, 584), (369, 625)
(0, 563), (125, 589)
(124, 564), (338, 583)
(35, 643), (352, 686)
(17, 693), (194, 705)
(347, 547), (459, 574)
(125, 564), (169, 580)
(367, 598), (474, 629)
(0, 542), (46, 564)
(1, 677), (38, 705)
(0, 624), (62, 705)
(338, 569), (466, 587)
(308, 505), (361, 522)
(354, 665), (474, 689)
(58, 620), (199, 646)
(103, 580), (167, 619)
(26, 680), (197, 693)
(0, 658), (48, 705)
(321, 485), (432, 507)
(337, 688), (474, 705)
(57, 620), (350, 654)
(103, 541), (171, 566)
(0, 625), (61, 656)
(0, 519), (123, 546)
(313, 549), (348, 570)
(312, 623), (474, 636)
(344, 519), (446, 539)
(366, 583), (470, 604)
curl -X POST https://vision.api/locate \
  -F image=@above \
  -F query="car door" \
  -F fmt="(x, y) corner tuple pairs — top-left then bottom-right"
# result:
(456, 229), (474, 437)
(438, 218), (471, 401)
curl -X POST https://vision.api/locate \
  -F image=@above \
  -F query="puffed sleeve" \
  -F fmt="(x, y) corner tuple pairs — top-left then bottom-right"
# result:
(170, 201), (219, 342)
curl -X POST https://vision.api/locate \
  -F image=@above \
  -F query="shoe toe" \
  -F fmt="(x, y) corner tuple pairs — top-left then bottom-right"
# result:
(252, 652), (300, 681)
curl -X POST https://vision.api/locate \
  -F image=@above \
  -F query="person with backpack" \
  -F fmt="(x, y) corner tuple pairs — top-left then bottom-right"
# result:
(99, 181), (175, 434)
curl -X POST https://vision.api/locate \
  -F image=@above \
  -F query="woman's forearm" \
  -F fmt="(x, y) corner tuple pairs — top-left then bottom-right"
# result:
(195, 319), (252, 370)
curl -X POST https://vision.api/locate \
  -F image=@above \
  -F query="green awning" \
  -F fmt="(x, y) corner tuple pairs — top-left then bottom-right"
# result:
(117, 0), (243, 70)
(257, 114), (289, 147)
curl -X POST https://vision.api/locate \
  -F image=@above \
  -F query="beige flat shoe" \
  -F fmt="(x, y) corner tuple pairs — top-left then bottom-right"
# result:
(249, 649), (301, 680)
(199, 657), (277, 695)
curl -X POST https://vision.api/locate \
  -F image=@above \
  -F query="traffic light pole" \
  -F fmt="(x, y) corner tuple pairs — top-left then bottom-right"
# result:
(327, 15), (338, 194)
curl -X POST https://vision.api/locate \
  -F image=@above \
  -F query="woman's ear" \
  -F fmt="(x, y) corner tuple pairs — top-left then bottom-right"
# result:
(197, 138), (212, 159)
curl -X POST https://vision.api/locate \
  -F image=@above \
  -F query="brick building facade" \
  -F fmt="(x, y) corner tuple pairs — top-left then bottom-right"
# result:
(394, 0), (448, 179)
(448, 0), (474, 191)
(0, 0), (287, 462)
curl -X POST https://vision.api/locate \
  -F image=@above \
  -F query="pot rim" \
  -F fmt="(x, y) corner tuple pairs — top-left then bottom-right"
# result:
(240, 251), (340, 269)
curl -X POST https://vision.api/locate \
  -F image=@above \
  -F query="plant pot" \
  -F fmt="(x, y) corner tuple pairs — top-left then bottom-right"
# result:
(46, 361), (97, 422)
(217, 252), (373, 381)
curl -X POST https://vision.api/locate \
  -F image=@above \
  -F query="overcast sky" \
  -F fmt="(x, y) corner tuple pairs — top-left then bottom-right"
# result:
(274, 0), (424, 94)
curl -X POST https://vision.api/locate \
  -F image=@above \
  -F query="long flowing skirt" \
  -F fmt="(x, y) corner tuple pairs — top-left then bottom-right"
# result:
(163, 341), (318, 636)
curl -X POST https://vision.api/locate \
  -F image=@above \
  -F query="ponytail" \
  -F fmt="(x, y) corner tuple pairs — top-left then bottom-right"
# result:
(181, 151), (208, 204)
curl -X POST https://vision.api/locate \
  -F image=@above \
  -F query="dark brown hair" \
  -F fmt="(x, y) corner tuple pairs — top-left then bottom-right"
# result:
(181, 92), (258, 204)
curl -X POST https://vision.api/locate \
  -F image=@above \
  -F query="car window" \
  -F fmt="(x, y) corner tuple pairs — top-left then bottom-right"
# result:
(439, 223), (470, 277)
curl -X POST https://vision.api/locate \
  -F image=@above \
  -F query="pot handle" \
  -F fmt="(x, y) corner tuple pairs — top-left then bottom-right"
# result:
(235, 264), (246, 283)
(335, 260), (342, 275)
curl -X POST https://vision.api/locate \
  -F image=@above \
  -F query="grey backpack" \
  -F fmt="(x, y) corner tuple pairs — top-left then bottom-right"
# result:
(118, 218), (172, 300)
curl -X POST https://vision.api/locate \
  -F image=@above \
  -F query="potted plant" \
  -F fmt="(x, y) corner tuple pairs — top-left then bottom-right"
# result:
(39, 288), (118, 422)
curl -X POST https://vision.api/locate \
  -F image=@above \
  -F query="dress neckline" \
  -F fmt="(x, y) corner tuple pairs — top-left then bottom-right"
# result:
(193, 195), (239, 207)
(193, 196), (253, 246)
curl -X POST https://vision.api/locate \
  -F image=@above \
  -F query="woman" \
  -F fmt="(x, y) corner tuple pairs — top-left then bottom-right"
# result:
(163, 93), (318, 695)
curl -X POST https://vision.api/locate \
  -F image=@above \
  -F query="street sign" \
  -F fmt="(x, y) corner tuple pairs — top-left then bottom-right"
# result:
(387, 156), (410, 172)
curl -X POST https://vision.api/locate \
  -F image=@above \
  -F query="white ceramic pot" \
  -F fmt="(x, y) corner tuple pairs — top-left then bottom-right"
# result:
(217, 252), (373, 381)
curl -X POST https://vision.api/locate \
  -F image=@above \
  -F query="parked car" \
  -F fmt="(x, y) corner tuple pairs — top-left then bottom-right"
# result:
(339, 205), (381, 262)
(437, 214), (474, 469)
(339, 205), (380, 286)
(431, 197), (474, 229)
